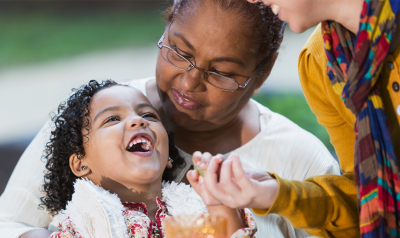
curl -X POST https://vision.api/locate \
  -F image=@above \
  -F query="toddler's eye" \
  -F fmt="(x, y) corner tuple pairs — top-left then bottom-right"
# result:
(103, 116), (120, 125)
(142, 113), (159, 120)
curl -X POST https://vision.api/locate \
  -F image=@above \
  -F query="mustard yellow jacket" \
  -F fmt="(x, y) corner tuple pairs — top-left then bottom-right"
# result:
(253, 26), (400, 238)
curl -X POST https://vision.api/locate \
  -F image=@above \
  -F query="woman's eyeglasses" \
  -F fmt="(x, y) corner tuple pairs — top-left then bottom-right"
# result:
(157, 20), (261, 92)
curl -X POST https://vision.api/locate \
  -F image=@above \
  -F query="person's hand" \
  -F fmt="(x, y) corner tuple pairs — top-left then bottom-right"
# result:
(202, 153), (279, 209)
(188, 152), (247, 235)
(187, 151), (225, 206)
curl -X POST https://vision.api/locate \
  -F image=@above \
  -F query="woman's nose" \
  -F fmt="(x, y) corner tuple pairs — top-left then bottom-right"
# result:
(127, 116), (147, 129)
(180, 67), (206, 92)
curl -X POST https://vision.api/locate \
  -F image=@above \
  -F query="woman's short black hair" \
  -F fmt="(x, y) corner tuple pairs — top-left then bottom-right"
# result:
(40, 79), (185, 215)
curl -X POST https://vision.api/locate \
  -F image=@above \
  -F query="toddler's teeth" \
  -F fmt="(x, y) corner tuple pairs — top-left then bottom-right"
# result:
(271, 4), (280, 15)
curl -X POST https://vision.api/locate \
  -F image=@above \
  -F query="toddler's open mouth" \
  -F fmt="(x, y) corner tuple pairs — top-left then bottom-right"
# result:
(126, 133), (154, 154)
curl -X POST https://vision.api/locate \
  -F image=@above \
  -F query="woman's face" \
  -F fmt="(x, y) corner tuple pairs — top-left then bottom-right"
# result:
(156, 4), (266, 132)
(248, 0), (324, 33)
(81, 86), (169, 191)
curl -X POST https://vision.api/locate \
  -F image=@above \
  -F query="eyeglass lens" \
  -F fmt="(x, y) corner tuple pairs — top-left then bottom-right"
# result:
(160, 46), (239, 92)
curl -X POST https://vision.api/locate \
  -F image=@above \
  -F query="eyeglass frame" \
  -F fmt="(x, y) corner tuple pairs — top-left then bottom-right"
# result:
(157, 19), (263, 92)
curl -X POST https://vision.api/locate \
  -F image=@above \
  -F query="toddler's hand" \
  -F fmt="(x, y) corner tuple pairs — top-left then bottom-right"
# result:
(187, 151), (224, 206)
(192, 151), (224, 176)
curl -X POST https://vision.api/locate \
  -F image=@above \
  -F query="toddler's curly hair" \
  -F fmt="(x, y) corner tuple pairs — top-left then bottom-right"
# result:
(40, 79), (185, 215)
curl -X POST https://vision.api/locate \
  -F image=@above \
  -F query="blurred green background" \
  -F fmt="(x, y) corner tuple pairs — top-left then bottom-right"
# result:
(0, 1), (334, 194)
(0, 7), (165, 69)
(0, 7), (332, 145)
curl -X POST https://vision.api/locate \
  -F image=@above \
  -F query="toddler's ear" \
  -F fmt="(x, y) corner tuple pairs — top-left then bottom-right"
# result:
(69, 154), (91, 177)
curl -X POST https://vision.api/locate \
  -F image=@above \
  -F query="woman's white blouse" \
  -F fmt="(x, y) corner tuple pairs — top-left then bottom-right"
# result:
(0, 78), (339, 238)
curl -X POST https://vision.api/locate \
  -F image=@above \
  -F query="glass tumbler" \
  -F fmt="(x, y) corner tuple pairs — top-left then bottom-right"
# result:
(164, 213), (228, 238)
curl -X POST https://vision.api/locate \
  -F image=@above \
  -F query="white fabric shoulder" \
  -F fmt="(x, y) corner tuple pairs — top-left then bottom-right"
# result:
(246, 99), (340, 180)
(178, 99), (340, 181)
(0, 121), (53, 238)
(59, 179), (129, 238)
(125, 77), (154, 97)
(162, 181), (207, 216)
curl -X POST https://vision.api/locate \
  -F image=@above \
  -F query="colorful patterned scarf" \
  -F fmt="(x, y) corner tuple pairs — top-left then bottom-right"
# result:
(322, 0), (400, 237)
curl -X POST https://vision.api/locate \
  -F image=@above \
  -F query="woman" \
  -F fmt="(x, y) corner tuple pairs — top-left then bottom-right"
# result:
(0, 0), (338, 237)
(190, 0), (400, 237)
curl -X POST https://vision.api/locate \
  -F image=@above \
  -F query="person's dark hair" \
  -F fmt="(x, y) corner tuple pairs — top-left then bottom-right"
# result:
(165, 0), (285, 77)
(40, 79), (185, 215)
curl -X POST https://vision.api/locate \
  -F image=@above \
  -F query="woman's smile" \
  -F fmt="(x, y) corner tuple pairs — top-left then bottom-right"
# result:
(172, 88), (203, 110)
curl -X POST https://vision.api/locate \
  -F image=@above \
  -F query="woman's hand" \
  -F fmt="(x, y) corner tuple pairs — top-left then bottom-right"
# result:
(188, 152), (279, 209)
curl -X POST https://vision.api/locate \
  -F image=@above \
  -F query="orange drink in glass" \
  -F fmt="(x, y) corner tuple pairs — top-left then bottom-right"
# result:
(164, 213), (228, 238)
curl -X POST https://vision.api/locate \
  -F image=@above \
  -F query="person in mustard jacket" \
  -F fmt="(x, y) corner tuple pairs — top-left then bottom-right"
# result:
(187, 0), (400, 237)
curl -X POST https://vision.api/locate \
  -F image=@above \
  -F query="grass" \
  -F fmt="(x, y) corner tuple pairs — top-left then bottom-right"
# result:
(0, 10), (165, 69)
(252, 93), (335, 155)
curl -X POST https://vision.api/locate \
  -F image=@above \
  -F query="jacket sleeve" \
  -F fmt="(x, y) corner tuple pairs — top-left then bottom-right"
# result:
(252, 26), (359, 238)
(0, 122), (54, 238)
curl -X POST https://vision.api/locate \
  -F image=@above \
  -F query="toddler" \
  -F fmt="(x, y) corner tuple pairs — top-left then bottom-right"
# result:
(41, 80), (256, 238)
